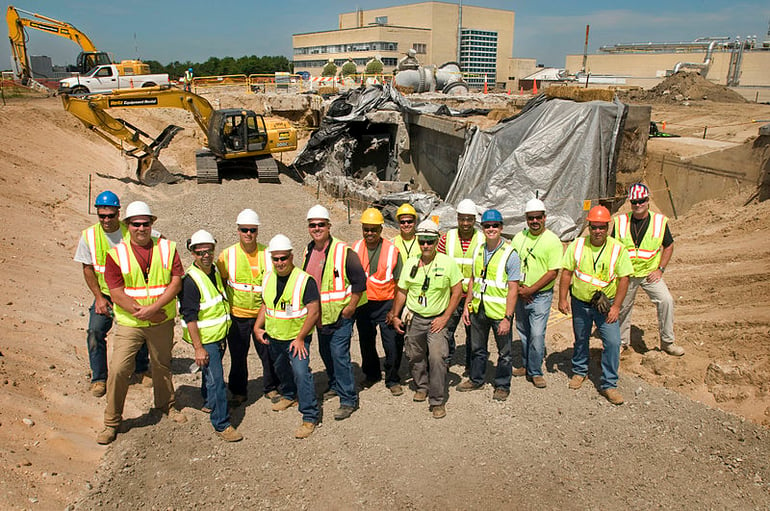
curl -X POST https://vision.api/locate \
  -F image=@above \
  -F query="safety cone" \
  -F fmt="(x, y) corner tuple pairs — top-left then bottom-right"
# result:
(483, 74), (488, 94)
(533, 80), (538, 94)
(662, 121), (667, 130)
(130, 78), (134, 88)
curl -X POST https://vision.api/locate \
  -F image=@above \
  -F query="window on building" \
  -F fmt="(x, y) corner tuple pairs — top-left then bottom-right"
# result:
(413, 44), (427, 54)
(375, 16), (388, 25)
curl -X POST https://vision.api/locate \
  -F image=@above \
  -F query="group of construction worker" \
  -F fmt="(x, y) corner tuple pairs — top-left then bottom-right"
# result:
(76, 182), (683, 444)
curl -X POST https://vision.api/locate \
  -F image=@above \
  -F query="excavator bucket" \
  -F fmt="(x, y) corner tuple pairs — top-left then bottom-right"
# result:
(135, 125), (184, 186)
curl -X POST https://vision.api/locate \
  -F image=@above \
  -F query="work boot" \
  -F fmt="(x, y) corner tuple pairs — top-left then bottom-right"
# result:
(457, 380), (483, 392)
(430, 404), (447, 419)
(334, 405), (357, 421)
(568, 374), (586, 390)
(216, 425), (243, 442)
(272, 398), (298, 412)
(96, 426), (117, 445)
(512, 367), (527, 377)
(167, 408), (188, 424)
(662, 343), (685, 357)
(265, 390), (281, 403)
(322, 388), (338, 401)
(492, 387), (509, 401)
(90, 381), (106, 398)
(532, 376), (547, 389)
(294, 422), (316, 439)
(413, 391), (428, 402)
(389, 384), (404, 396)
(600, 388), (625, 405)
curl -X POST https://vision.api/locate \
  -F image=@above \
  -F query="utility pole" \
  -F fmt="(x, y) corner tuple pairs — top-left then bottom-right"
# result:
(457, 0), (463, 64)
(582, 25), (590, 74)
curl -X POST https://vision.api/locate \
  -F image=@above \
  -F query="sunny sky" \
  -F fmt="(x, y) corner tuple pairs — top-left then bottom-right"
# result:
(7, 0), (770, 70)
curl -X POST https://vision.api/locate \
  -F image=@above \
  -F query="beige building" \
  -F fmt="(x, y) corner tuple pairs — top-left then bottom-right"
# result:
(292, 1), (514, 88)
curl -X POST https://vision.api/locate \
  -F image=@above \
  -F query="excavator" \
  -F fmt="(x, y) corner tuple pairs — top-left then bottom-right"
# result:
(6, 5), (148, 89)
(61, 86), (298, 185)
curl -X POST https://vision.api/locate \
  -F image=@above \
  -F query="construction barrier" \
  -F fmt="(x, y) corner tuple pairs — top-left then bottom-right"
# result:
(191, 74), (249, 92)
(248, 73), (308, 94)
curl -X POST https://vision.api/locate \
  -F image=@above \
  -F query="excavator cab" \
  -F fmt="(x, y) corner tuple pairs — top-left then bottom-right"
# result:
(210, 109), (268, 156)
(76, 51), (111, 74)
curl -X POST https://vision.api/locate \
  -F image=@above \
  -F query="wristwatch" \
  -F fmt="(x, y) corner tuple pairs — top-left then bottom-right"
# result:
(658, 267), (666, 273)
(504, 314), (513, 322)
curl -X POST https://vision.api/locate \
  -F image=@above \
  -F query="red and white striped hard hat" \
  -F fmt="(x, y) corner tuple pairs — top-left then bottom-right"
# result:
(628, 183), (650, 200)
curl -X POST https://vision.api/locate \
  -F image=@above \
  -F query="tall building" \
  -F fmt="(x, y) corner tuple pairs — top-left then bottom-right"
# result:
(292, 2), (514, 88)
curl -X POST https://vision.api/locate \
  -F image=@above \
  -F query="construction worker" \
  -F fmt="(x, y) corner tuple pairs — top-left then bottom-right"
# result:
(558, 205), (633, 406)
(216, 209), (280, 407)
(458, 209), (520, 401)
(389, 220), (463, 419)
(392, 203), (419, 266)
(183, 67), (193, 92)
(74, 191), (150, 397)
(613, 183), (684, 356)
(98, 201), (186, 444)
(254, 234), (321, 439)
(302, 205), (367, 421)
(180, 230), (241, 442)
(353, 208), (404, 395)
(510, 198), (564, 388)
(437, 198), (485, 368)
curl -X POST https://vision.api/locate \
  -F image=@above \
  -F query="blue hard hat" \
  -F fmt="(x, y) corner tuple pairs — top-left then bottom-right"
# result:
(94, 190), (120, 208)
(481, 209), (503, 224)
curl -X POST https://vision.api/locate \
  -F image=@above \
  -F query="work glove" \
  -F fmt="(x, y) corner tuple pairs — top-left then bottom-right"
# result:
(590, 290), (611, 315)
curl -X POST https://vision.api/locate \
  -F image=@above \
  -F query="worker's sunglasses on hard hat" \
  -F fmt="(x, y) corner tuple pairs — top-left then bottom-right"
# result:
(526, 214), (544, 221)
(363, 226), (381, 233)
(308, 222), (327, 229)
(193, 249), (214, 257)
(418, 237), (437, 245)
(399, 219), (415, 224)
(98, 213), (117, 219)
(482, 222), (501, 229)
(130, 221), (151, 228)
(239, 227), (257, 234)
(271, 255), (290, 262)
(589, 224), (608, 231)
(630, 198), (648, 205)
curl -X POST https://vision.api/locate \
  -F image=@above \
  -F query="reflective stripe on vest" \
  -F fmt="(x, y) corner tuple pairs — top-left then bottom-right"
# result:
(181, 265), (231, 344)
(470, 242), (514, 319)
(573, 237), (622, 289)
(353, 238), (398, 301)
(222, 243), (271, 311)
(614, 212), (667, 276)
(83, 223), (129, 295)
(446, 229), (484, 292)
(263, 267), (312, 340)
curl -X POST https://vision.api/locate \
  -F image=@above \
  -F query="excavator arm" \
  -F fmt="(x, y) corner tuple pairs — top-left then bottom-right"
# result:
(61, 86), (216, 185)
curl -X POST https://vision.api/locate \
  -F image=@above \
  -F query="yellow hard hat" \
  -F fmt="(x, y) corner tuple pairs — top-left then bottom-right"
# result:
(396, 203), (417, 219)
(361, 207), (385, 225)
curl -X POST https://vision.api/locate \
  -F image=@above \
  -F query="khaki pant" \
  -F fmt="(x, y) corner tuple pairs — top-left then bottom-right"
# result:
(104, 321), (175, 427)
(619, 276), (675, 347)
(405, 314), (448, 406)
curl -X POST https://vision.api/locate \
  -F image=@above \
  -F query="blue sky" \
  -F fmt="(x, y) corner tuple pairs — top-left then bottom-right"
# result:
(8, 0), (770, 69)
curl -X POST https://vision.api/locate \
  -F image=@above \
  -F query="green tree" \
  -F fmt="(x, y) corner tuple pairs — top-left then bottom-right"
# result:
(341, 60), (357, 77)
(322, 60), (337, 77)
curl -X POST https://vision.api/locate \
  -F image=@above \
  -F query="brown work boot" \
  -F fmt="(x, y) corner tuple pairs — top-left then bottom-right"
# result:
(96, 426), (117, 445)
(216, 425), (243, 442)
(661, 343), (685, 357)
(457, 380), (483, 392)
(532, 376), (547, 389)
(90, 381), (106, 398)
(568, 374), (586, 390)
(272, 398), (298, 412)
(492, 387), (509, 401)
(430, 404), (447, 419)
(295, 422), (316, 439)
(265, 390), (281, 403)
(167, 408), (188, 424)
(334, 405), (357, 421)
(413, 391), (427, 402)
(389, 384), (404, 396)
(512, 367), (527, 377)
(601, 388), (625, 405)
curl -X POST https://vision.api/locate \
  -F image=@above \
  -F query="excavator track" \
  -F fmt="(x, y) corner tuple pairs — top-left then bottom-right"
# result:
(254, 155), (281, 184)
(195, 150), (220, 184)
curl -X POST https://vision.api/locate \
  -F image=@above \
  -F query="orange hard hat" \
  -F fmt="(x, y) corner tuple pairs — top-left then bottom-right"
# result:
(586, 205), (611, 223)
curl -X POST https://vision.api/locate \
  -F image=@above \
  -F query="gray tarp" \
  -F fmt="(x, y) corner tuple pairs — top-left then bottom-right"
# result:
(442, 95), (627, 241)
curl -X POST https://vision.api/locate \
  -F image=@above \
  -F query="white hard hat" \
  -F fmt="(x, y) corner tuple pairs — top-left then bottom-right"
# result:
(524, 198), (546, 214)
(236, 208), (260, 226)
(415, 219), (440, 236)
(456, 199), (477, 216)
(306, 204), (330, 221)
(123, 201), (156, 222)
(268, 234), (293, 252)
(189, 229), (216, 249)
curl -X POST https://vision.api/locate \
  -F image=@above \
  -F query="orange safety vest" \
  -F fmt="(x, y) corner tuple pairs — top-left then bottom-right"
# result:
(352, 238), (399, 301)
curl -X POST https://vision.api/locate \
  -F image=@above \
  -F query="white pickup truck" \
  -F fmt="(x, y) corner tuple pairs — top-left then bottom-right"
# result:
(58, 64), (169, 95)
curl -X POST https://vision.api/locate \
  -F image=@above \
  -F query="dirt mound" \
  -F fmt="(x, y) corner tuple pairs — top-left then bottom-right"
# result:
(619, 71), (747, 104)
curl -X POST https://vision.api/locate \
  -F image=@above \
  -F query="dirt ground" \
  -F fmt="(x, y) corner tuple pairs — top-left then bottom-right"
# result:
(0, 87), (769, 510)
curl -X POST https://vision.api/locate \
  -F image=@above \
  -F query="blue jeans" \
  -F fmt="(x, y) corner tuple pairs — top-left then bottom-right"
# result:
(87, 298), (148, 382)
(201, 340), (231, 432)
(355, 300), (403, 387)
(515, 289), (553, 377)
(469, 306), (513, 390)
(318, 316), (358, 407)
(269, 335), (319, 423)
(570, 296), (621, 390)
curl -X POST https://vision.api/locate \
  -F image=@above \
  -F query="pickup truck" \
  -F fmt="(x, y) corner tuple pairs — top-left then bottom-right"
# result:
(58, 64), (169, 95)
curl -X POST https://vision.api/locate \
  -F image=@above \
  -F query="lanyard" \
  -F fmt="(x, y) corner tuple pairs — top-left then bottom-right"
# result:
(592, 242), (607, 272)
(481, 240), (504, 279)
(520, 231), (543, 269)
(402, 237), (417, 259)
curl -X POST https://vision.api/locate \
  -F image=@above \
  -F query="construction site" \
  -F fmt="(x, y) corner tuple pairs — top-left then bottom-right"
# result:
(2, 3), (770, 510)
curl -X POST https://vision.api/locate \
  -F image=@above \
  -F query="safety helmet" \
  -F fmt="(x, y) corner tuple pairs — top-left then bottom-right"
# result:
(396, 203), (417, 219)
(188, 68), (193, 72)
(94, 190), (120, 208)
(415, 219), (440, 237)
(268, 234), (293, 252)
(456, 199), (477, 216)
(307, 204), (331, 221)
(586, 205), (611, 223)
(123, 201), (156, 222)
(236, 208), (260, 226)
(481, 209), (503, 224)
(360, 208), (384, 225)
(524, 198), (546, 214)
(628, 183), (650, 201)
(188, 230), (216, 250)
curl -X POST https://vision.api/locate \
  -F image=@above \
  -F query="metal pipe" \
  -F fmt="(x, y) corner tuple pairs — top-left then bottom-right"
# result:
(582, 25), (590, 74)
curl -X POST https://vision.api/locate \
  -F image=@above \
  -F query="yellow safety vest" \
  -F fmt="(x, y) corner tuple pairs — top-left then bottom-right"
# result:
(445, 228), (485, 293)
(262, 267), (312, 341)
(392, 234), (419, 266)
(470, 241), (515, 319)
(220, 243), (271, 313)
(108, 237), (177, 327)
(613, 212), (667, 277)
(570, 237), (624, 302)
(181, 264), (231, 344)
(82, 222), (129, 295)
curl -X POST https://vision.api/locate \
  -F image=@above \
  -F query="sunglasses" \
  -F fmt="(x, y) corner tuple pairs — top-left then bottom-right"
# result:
(239, 227), (257, 234)
(308, 222), (327, 229)
(399, 219), (415, 225)
(482, 222), (501, 229)
(193, 249), (214, 257)
(271, 255), (290, 262)
(363, 227), (381, 233)
(630, 198), (648, 205)
(589, 224), (608, 231)
(526, 214), (544, 221)
(98, 213), (117, 219)
(418, 238), (437, 245)
(130, 221), (151, 228)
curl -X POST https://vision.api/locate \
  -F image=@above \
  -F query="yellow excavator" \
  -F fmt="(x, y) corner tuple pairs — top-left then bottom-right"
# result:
(61, 86), (298, 185)
(6, 5), (148, 87)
